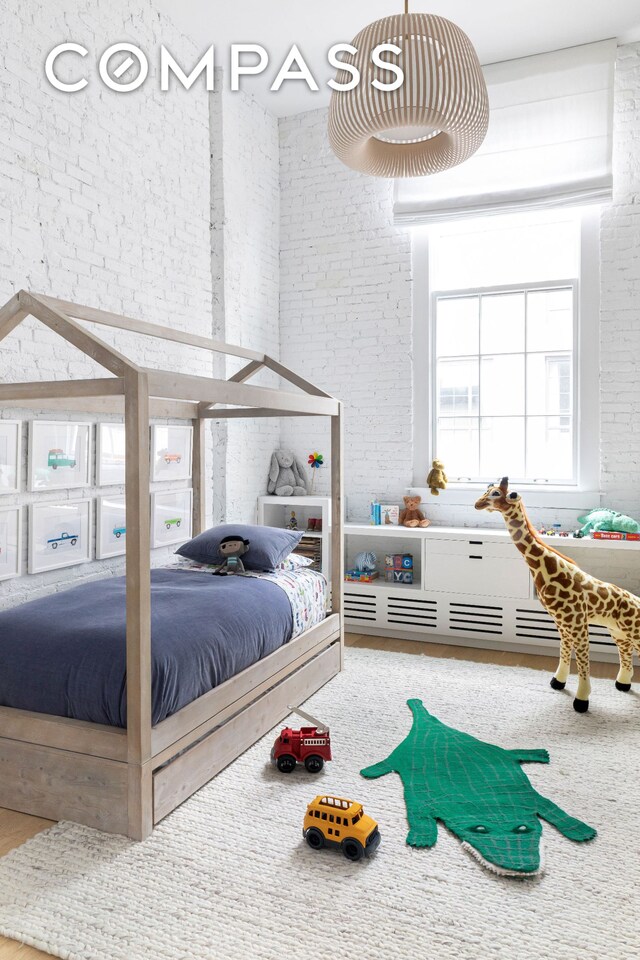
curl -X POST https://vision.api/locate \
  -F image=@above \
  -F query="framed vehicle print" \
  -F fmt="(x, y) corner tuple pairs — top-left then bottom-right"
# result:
(97, 495), (127, 559)
(97, 422), (126, 486)
(28, 499), (92, 574)
(151, 489), (192, 547)
(0, 421), (21, 494)
(0, 506), (21, 581)
(151, 425), (192, 482)
(28, 421), (91, 491)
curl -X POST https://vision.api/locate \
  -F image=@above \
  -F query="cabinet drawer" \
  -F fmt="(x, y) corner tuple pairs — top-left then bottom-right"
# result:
(425, 552), (531, 599)
(425, 537), (518, 561)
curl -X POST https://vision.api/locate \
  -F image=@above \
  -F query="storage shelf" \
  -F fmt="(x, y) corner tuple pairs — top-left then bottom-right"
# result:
(345, 523), (428, 538)
(344, 579), (422, 592)
(344, 522), (640, 549)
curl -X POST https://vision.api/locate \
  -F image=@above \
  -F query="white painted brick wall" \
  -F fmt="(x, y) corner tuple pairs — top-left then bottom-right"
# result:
(601, 42), (640, 518)
(279, 108), (413, 519)
(0, 0), (213, 607)
(208, 80), (281, 524)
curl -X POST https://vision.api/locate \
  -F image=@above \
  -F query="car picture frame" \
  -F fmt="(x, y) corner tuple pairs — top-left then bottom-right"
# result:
(97, 422), (126, 487)
(28, 420), (91, 492)
(151, 488), (192, 548)
(150, 424), (193, 483)
(96, 494), (127, 560)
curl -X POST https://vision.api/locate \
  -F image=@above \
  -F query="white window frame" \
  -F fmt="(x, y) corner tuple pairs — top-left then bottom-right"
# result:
(412, 207), (601, 507)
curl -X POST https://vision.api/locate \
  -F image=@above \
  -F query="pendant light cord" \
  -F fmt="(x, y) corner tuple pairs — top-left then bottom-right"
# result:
(404, 0), (409, 12)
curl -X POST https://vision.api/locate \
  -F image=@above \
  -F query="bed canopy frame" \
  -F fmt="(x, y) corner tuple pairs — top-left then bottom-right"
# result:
(0, 291), (344, 839)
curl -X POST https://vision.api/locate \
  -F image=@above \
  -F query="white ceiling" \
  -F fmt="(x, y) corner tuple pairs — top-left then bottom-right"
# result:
(155, 0), (640, 117)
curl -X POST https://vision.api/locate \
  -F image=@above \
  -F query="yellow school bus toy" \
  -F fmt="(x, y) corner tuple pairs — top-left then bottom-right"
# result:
(303, 795), (381, 861)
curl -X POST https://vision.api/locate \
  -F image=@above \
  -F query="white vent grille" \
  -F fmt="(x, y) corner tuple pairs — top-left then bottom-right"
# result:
(385, 596), (437, 630)
(448, 602), (503, 635)
(344, 591), (378, 623)
(515, 608), (615, 647)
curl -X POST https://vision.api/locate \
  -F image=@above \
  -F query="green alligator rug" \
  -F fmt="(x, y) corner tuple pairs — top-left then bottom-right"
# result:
(361, 699), (596, 877)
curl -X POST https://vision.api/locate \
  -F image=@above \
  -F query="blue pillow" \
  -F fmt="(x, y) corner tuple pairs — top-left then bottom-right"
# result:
(176, 523), (303, 571)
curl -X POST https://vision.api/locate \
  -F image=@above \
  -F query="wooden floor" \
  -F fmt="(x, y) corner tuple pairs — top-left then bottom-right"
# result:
(0, 633), (620, 960)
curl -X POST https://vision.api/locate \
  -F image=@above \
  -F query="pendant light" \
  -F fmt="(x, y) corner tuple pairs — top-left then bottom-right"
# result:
(328, 3), (489, 178)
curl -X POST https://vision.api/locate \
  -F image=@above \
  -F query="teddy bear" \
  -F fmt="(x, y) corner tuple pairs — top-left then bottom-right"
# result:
(399, 495), (430, 528)
(267, 450), (309, 497)
(426, 459), (448, 496)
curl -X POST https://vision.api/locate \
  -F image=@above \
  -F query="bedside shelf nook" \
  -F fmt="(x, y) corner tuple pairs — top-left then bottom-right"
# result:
(257, 496), (331, 578)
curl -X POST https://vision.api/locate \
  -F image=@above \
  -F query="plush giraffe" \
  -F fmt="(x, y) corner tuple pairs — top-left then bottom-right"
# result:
(475, 477), (640, 713)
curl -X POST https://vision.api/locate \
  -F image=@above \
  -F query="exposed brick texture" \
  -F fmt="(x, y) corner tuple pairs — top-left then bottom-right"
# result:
(601, 42), (640, 518)
(279, 108), (413, 519)
(0, 0), (213, 605)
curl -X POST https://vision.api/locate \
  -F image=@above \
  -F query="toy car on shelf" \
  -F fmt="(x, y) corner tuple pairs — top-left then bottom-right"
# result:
(303, 795), (381, 861)
(271, 707), (332, 773)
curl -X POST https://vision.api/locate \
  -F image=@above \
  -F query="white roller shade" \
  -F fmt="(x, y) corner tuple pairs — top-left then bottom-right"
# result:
(393, 39), (616, 225)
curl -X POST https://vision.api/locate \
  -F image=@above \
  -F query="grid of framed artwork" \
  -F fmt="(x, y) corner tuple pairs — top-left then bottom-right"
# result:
(0, 419), (194, 578)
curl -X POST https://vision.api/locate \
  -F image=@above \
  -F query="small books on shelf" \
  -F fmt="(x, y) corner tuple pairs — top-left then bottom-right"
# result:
(293, 535), (322, 569)
(370, 502), (399, 525)
(593, 531), (640, 541)
(345, 570), (379, 582)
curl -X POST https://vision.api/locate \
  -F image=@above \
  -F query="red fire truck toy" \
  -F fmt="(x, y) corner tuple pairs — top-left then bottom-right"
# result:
(271, 707), (332, 773)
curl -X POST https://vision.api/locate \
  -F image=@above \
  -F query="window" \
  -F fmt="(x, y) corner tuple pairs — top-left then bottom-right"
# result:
(414, 207), (600, 490)
(434, 285), (575, 482)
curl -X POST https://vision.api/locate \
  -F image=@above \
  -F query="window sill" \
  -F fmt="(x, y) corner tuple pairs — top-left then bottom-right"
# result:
(408, 485), (601, 509)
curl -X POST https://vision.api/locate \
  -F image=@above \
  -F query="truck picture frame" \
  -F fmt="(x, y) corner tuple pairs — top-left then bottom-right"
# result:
(28, 498), (92, 574)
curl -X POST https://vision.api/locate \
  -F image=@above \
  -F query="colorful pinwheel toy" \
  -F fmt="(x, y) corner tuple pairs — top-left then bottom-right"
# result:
(307, 452), (324, 492)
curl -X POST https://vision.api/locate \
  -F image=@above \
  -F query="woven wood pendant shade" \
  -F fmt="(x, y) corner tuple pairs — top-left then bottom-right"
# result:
(328, 13), (489, 178)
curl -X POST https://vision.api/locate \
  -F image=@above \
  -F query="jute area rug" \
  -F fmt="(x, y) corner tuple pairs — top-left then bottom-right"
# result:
(0, 647), (638, 960)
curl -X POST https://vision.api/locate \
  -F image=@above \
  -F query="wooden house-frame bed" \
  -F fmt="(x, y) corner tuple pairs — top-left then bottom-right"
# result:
(0, 291), (344, 840)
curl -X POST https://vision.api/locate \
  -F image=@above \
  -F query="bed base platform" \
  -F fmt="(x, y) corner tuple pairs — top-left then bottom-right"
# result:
(0, 615), (342, 838)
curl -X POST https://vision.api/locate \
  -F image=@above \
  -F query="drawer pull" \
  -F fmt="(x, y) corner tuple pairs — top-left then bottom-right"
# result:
(469, 555), (483, 560)
(469, 540), (483, 545)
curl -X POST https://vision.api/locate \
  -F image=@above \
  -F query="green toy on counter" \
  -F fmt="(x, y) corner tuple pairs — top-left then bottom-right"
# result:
(576, 508), (640, 537)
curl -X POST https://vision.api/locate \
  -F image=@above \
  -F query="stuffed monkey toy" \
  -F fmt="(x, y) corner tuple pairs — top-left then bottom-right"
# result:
(427, 459), (448, 496)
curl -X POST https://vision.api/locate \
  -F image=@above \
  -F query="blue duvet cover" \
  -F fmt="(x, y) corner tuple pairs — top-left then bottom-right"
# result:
(0, 569), (293, 727)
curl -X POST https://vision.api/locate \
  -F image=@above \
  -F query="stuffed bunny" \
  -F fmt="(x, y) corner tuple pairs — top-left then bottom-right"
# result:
(267, 450), (309, 496)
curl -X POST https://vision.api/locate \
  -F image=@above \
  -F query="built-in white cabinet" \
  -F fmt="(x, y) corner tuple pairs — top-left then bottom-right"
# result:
(425, 538), (531, 600)
(343, 524), (623, 661)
